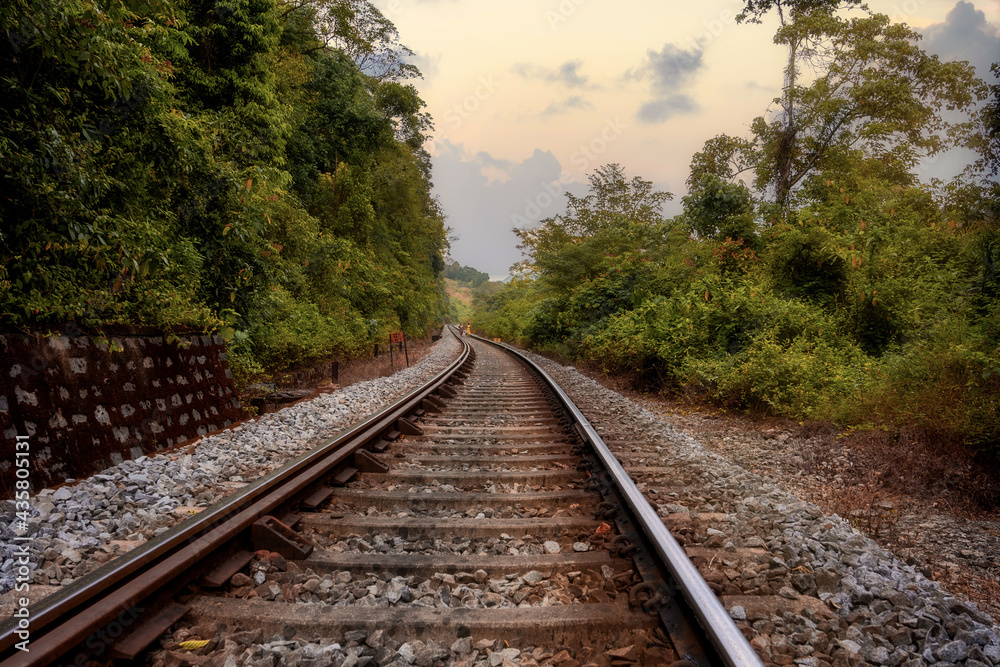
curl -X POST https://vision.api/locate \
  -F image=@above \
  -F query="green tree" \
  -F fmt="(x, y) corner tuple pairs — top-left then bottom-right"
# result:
(715, 7), (988, 208)
(175, 0), (288, 164)
(976, 62), (1000, 177)
(736, 0), (863, 206)
(1, 0), (448, 377)
(515, 164), (672, 279)
(0, 0), (217, 328)
(773, 12), (982, 205)
(509, 165), (675, 352)
(686, 135), (759, 189)
(278, 0), (419, 81)
(445, 262), (490, 287)
(683, 174), (760, 248)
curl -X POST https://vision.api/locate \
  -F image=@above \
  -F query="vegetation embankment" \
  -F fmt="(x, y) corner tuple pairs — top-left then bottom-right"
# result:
(1, 0), (449, 383)
(444, 260), (490, 323)
(473, 3), (1000, 506)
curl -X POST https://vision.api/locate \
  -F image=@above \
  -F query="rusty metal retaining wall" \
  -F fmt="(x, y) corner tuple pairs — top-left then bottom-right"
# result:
(0, 332), (241, 494)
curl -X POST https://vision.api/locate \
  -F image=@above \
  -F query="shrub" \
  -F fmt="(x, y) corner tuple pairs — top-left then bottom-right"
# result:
(685, 329), (866, 418)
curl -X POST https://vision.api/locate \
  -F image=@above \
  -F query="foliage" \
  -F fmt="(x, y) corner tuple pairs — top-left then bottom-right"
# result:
(1, 0), (448, 379)
(686, 135), (758, 189)
(480, 159), (999, 459)
(736, 0), (861, 25)
(472, 278), (540, 344)
(683, 174), (760, 248)
(284, 0), (420, 81)
(720, 7), (988, 208)
(445, 261), (490, 288)
(479, 44), (998, 457)
(974, 62), (1000, 178)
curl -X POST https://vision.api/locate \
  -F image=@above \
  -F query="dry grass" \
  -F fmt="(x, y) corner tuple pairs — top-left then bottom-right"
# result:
(333, 340), (435, 387)
(812, 478), (904, 540)
(445, 279), (474, 307)
(941, 565), (1000, 621)
(820, 426), (1000, 514)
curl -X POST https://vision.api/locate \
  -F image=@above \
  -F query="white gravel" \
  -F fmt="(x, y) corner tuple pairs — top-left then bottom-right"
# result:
(521, 351), (1000, 667)
(0, 334), (460, 595)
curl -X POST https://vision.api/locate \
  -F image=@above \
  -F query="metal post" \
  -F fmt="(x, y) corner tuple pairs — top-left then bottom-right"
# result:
(403, 334), (409, 367)
(388, 336), (394, 371)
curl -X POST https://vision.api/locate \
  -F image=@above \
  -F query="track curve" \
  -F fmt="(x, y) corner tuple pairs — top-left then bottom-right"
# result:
(0, 329), (762, 667)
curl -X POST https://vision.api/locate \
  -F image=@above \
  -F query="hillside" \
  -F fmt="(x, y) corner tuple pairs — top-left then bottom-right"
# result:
(445, 279), (474, 322)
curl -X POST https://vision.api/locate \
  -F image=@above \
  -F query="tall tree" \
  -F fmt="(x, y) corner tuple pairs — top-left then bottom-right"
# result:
(705, 7), (987, 207)
(978, 62), (1000, 178)
(686, 135), (759, 189)
(279, 0), (419, 81)
(737, 0), (863, 206)
(520, 163), (671, 245)
(515, 164), (671, 288)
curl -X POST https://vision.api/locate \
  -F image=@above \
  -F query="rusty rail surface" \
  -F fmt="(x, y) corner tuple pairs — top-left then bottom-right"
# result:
(0, 330), (473, 666)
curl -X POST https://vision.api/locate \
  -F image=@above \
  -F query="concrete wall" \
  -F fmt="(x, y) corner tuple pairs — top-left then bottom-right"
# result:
(1, 332), (241, 494)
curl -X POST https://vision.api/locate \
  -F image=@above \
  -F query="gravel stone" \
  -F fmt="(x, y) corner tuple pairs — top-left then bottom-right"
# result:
(522, 571), (545, 585)
(450, 637), (472, 655)
(935, 639), (970, 662)
(21, 334), (1000, 667)
(514, 347), (1000, 667)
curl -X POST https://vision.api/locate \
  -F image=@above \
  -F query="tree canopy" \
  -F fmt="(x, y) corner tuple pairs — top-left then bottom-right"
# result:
(696, 8), (989, 208)
(0, 0), (448, 378)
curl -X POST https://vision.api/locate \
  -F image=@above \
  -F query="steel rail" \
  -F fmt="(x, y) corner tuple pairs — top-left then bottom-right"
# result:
(477, 336), (765, 667)
(0, 330), (471, 666)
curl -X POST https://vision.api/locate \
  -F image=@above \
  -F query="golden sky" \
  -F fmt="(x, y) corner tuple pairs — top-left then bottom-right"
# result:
(372, 0), (1000, 277)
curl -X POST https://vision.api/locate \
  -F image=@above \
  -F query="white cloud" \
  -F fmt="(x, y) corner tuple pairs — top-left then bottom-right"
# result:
(541, 95), (595, 117)
(627, 43), (704, 124)
(920, 1), (1000, 79)
(512, 60), (593, 88)
(637, 95), (698, 123)
(431, 141), (586, 277)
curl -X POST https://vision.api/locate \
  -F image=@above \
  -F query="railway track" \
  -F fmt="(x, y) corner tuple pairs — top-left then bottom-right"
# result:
(0, 329), (761, 667)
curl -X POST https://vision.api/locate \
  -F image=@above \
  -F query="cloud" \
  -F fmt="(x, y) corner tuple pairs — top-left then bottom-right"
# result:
(541, 95), (594, 117)
(431, 141), (586, 278)
(512, 60), (592, 88)
(627, 43), (704, 124)
(637, 95), (698, 123)
(627, 44), (704, 94)
(473, 151), (514, 172)
(921, 1), (1000, 80)
(913, 3), (998, 184)
(403, 51), (442, 79)
(745, 80), (777, 92)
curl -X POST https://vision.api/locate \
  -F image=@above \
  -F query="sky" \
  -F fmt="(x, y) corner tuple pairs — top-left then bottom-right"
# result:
(370, 0), (1000, 280)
